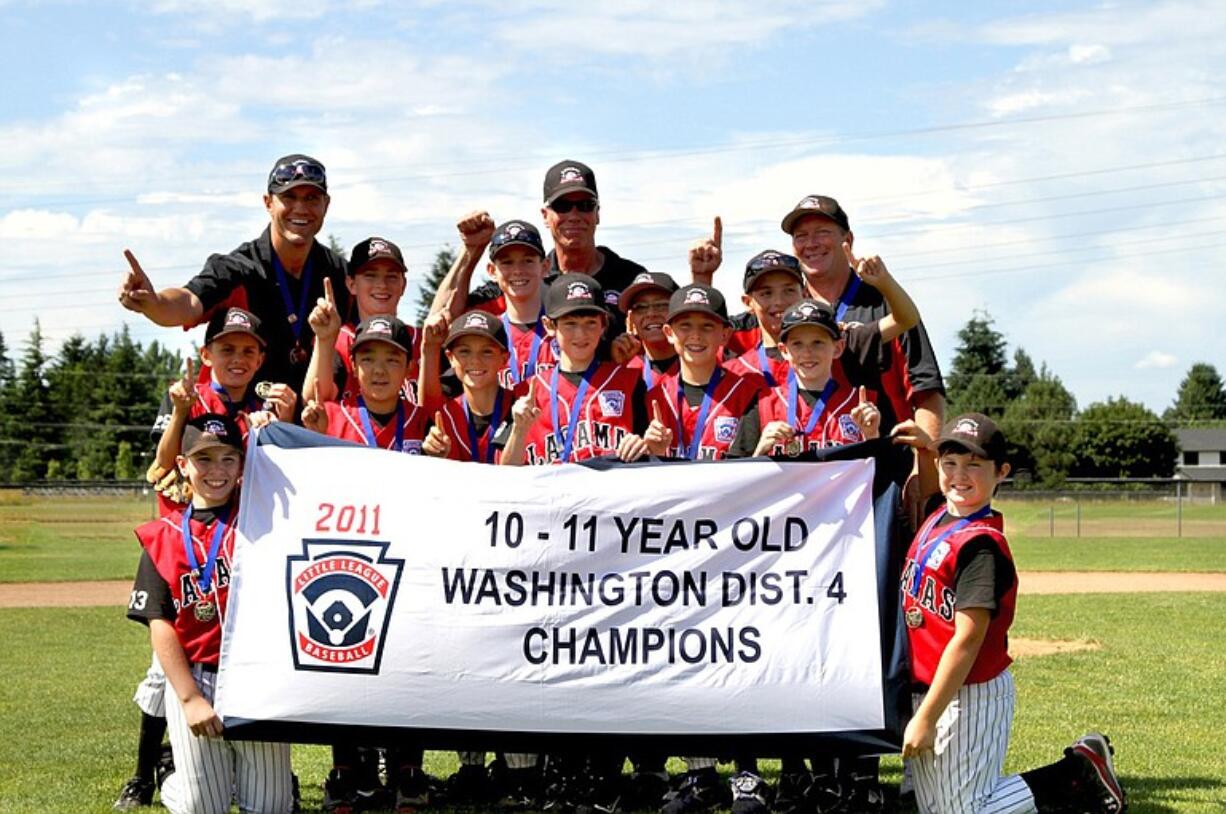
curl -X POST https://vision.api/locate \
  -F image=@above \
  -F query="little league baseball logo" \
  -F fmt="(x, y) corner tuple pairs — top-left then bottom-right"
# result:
(286, 540), (404, 674)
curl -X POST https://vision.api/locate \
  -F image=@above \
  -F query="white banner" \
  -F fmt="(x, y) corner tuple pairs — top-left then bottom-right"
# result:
(217, 427), (885, 736)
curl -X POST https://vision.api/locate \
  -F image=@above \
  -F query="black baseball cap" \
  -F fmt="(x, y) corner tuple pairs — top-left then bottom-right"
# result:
(667, 283), (730, 325)
(348, 237), (406, 276)
(489, 220), (546, 260)
(779, 299), (841, 341)
(543, 160), (598, 204)
(544, 273), (607, 319)
(204, 307), (266, 347)
(780, 194), (850, 234)
(181, 413), (244, 457)
(267, 154), (327, 194)
(937, 413), (1008, 463)
(619, 271), (679, 314)
(351, 315), (413, 357)
(743, 250), (804, 293)
(445, 310), (509, 351)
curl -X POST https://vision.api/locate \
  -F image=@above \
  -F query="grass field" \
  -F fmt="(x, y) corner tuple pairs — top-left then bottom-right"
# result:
(995, 497), (1226, 540)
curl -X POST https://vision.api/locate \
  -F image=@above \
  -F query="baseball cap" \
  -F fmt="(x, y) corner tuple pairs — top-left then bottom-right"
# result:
(937, 413), (1008, 463)
(181, 413), (244, 457)
(204, 307), (266, 347)
(544, 273), (607, 319)
(543, 160), (598, 204)
(267, 154), (327, 194)
(619, 271), (679, 314)
(348, 237), (406, 276)
(489, 220), (546, 260)
(351, 315), (413, 357)
(445, 310), (509, 351)
(779, 299), (841, 342)
(743, 250), (804, 293)
(667, 283), (730, 325)
(780, 194), (850, 234)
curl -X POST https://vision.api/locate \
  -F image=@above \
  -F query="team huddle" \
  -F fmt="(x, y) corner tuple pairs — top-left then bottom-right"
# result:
(114, 156), (1127, 814)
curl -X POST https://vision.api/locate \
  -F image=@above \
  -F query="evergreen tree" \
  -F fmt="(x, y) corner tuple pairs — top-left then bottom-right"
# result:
(1072, 397), (1177, 478)
(414, 246), (457, 326)
(1007, 347), (1037, 401)
(946, 311), (1009, 413)
(1000, 366), (1078, 486)
(327, 234), (348, 261)
(1165, 362), (1226, 422)
(7, 322), (53, 481)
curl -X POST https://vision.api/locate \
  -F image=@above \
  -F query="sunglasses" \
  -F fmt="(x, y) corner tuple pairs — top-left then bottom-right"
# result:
(270, 161), (326, 186)
(549, 197), (598, 214)
(629, 301), (670, 314)
(748, 253), (801, 273)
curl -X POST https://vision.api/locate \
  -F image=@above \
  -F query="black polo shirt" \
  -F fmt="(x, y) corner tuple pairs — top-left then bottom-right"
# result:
(183, 227), (351, 391)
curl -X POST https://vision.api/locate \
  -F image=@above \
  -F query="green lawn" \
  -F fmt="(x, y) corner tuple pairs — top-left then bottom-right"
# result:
(2, 595), (1223, 812)
(1012, 536), (1226, 572)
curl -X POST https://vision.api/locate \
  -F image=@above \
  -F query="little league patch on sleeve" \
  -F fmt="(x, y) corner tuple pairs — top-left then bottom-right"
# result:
(598, 390), (625, 417)
(714, 416), (739, 443)
(838, 414), (863, 441)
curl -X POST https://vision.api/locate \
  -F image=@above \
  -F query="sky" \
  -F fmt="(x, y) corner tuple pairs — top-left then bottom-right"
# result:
(1, 0), (1223, 413)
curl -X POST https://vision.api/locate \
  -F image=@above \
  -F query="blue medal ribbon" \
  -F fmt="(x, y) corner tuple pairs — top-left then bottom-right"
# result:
(208, 382), (258, 418)
(503, 309), (546, 385)
(908, 505), (993, 597)
(756, 343), (778, 387)
(676, 368), (722, 460)
(786, 371), (838, 439)
(463, 389), (505, 464)
(181, 504), (230, 595)
(357, 396), (406, 451)
(835, 275), (862, 322)
(550, 360), (599, 463)
(271, 252), (314, 344)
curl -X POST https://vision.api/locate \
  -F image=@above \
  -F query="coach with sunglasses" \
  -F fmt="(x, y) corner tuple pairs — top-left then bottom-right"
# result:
(118, 154), (351, 391)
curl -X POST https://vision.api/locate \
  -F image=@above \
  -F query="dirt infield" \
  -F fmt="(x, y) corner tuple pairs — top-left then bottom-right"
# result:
(3, 571), (1226, 608)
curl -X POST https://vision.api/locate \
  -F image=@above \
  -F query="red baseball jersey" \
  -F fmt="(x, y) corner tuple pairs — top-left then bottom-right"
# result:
(433, 387), (518, 463)
(646, 369), (761, 461)
(901, 509), (1016, 686)
(520, 363), (641, 465)
(623, 354), (679, 391)
(497, 316), (559, 388)
(724, 345), (788, 391)
(335, 322), (421, 404)
(755, 377), (871, 455)
(322, 396), (426, 454)
(725, 321), (761, 358)
(134, 507), (237, 666)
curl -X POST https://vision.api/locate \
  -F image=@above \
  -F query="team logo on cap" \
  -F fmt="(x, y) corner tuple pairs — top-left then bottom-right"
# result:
(797, 302), (819, 317)
(598, 391), (625, 417)
(952, 417), (980, 437)
(566, 282), (592, 300)
(559, 166), (585, 183)
(799, 196), (822, 209)
(504, 223), (524, 237)
(368, 238), (391, 256)
(202, 419), (227, 436)
(605, 291), (620, 305)
(760, 252), (782, 265)
(714, 417), (739, 443)
(368, 317), (393, 336)
(632, 272), (654, 285)
(225, 310), (251, 327)
(286, 540), (404, 675)
(463, 313), (489, 329)
(683, 288), (710, 304)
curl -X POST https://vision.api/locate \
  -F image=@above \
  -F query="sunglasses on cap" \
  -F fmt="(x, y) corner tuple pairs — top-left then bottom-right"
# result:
(748, 253), (801, 273)
(270, 160), (326, 186)
(549, 198), (598, 214)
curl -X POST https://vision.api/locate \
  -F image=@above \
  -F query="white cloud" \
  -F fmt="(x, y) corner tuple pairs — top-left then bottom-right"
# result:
(1068, 43), (1111, 64)
(1135, 351), (1179, 370)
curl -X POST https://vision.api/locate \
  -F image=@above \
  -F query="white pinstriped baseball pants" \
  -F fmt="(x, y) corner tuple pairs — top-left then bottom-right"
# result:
(910, 670), (1037, 814)
(161, 664), (293, 814)
(133, 652), (167, 717)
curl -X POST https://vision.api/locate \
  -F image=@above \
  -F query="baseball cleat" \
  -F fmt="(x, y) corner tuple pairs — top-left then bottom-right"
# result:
(729, 770), (771, 814)
(112, 776), (155, 811)
(1068, 732), (1126, 813)
(661, 768), (725, 814)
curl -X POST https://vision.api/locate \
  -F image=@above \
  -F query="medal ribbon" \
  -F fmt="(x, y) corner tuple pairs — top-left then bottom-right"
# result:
(503, 309), (546, 384)
(836, 275), (862, 322)
(357, 396), (406, 451)
(181, 504), (231, 595)
(464, 389), (505, 464)
(786, 372), (838, 439)
(908, 505), (993, 597)
(756, 343), (778, 387)
(208, 382), (259, 418)
(676, 368), (722, 460)
(550, 360), (599, 463)
(271, 252), (314, 345)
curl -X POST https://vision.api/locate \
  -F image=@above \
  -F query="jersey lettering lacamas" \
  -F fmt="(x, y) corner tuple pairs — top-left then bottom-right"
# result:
(521, 364), (640, 465)
(646, 370), (760, 461)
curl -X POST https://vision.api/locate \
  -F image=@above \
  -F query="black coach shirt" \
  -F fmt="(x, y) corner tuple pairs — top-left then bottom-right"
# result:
(183, 227), (351, 392)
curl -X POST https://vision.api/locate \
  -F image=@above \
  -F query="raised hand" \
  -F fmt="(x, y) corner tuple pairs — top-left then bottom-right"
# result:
(843, 240), (891, 289)
(421, 308), (450, 349)
(301, 400), (328, 434)
(308, 276), (342, 343)
(688, 216), (723, 280)
(168, 357), (199, 413)
(456, 210), (496, 251)
(849, 385), (881, 439)
(117, 249), (155, 313)
(643, 400), (674, 456)
(512, 378), (541, 427)
(422, 411), (453, 458)
(610, 332), (643, 364)
(262, 383), (298, 423)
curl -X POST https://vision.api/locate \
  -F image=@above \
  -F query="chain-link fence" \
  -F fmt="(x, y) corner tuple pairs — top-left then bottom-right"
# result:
(996, 483), (1226, 538)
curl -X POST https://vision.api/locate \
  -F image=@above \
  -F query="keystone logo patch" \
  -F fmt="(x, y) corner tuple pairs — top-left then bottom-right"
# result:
(286, 540), (404, 674)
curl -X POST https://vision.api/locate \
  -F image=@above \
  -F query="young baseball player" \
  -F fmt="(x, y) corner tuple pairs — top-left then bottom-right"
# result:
(500, 273), (650, 465)
(482, 220), (559, 387)
(619, 270), (680, 390)
(304, 236), (419, 405)
(727, 300), (881, 459)
(301, 315), (426, 453)
(127, 413), (293, 814)
(722, 251), (806, 389)
(891, 413), (1126, 814)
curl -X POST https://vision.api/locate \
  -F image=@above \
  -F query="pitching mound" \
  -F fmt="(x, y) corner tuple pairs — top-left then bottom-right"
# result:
(1010, 637), (1102, 658)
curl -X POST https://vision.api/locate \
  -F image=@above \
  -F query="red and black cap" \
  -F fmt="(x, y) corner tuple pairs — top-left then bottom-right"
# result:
(780, 194), (850, 234)
(348, 237), (406, 276)
(619, 271), (679, 314)
(779, 299), (841, 342)
(667, 283), (730, 325)
(351, 315), (413, 357)
(181, 413), (244, 457)
(490, 220), (546, 260)
(544, 273), (606, 319)
(543, 160), (598, 204)
(204, 307), (266, 347)
(267, 154), (327, 194)
(445, 310), (509, 351)
(937, 413), (1008, 463)
(743, 250), (804, 292)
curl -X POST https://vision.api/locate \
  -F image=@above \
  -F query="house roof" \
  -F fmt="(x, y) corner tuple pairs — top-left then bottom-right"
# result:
(1175, 465), (1226, 482)
(1175, 427), (1226, 452)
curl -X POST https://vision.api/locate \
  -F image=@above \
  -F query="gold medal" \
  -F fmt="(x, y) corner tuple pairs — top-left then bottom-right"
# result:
(289, 345), (309, 365)
(194, 599), (217, 623)
(905, 607), (924, 629)
(254, 381), (276, 399)
(786, 436), (804, 456)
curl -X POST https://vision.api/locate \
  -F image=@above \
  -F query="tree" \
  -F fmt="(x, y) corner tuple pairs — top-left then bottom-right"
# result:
(946, 311), (1009, 415)
(6, 322), (54, 481)
(1006, 347), (1037, 401)
(1000, 366), (1078, 486)
(327, 234), (348, 261)
(414, 246), (456, 326)
(1165, 362), (1226, 422)
(115, 441), (136, 480)
(1072, 397), (1178, 478)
